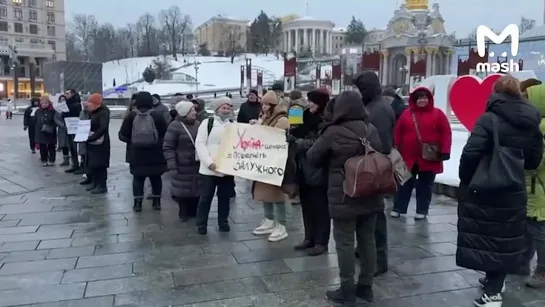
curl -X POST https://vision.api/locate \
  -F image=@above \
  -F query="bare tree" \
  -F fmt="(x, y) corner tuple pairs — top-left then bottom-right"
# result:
(91, 23), (117, 62)
(137, 13), (159, 56)
(125, 23), (138, 57)
(65, 31), (84, 61)
(159, 6), (191, 60)
(220, 24), (243, 63)
(71, 14), (98, 61)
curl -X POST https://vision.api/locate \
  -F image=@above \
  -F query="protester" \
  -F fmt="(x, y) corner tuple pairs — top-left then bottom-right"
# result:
(34, 95), (58, 166)
(457, 75), (543, 307)
(237, 89), (261, 124)
(252, 91), (290, 242)
(5, 98), (13, 119)
(23, 97), (40, 154)
(193, 98), (208, 122)
(353, 71), (396, 277)
(289, 88), (329, 255)
(76, 101), (92, 181)
(152, 93), (171, 124)
(56, 95), (67, 153)
(169, 94), (185, 121)
(523, 82), (545, 288)
(391, 87), (452, 219)
(306, 91), (385, 305)
(61, 89), (83, 173)
(85, 93), (111, 194)
(119, 91), (167, 211)
(288, 89), (307, 108)
(194, 97), (234, 234)
(382, 87), (407, 120)
(163, 101), (201, 221)
(271, 82), (284, 98)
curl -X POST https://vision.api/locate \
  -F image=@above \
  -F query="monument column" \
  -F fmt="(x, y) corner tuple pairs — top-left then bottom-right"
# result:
(294, 29), (299, 53)
(405, 47), (413, 85)
(381, 50), (389, 85)
(303, 29), (308, 51)
(311, 29), (316, 53)
(425, 47), (434, 77)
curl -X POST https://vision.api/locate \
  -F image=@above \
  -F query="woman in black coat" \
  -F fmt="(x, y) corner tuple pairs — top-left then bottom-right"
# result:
(289, 88), (330, 256)
(84, 94), (111, 195)
(163, 100), (200, 221)
(23, 97), (40, 153)
(119, 91), (168, 212)
(34, 96), (59, 166)
(457, 75), (544, 306)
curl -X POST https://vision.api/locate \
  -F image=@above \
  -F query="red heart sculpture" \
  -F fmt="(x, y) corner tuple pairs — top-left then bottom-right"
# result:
(449, 74), (502, 131)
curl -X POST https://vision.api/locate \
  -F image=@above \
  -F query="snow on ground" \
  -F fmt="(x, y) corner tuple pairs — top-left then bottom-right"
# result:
(102, 54), (284, 96)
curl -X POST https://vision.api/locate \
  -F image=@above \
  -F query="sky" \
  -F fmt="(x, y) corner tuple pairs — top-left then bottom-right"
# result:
(64, 0), (544, 37)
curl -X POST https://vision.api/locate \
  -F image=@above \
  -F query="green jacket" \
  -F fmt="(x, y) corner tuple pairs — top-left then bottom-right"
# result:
(526, 84), (545, 221)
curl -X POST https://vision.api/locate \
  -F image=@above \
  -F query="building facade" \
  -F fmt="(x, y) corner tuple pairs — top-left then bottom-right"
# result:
(0, 0), (65, 98)
(194, 16), (249, 54)
(280, 16), (346, 55)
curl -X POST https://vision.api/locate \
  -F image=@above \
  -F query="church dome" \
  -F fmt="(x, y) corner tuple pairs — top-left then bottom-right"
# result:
(406, 0), (428, 10)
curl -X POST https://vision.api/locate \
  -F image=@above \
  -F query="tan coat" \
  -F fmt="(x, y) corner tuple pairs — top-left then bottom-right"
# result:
(252, 104), (290, 203)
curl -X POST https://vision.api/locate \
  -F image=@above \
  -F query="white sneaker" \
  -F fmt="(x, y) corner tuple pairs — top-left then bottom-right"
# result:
(414, 214), (427, 220)
(473, 293), (502, 307)
(390, 211), (401, 218)
(253, 218), (275, 235)
(268, 224), (288, 242)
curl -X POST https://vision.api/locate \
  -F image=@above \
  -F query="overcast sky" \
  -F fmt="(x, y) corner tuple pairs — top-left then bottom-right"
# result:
(65, 0), (544, 37)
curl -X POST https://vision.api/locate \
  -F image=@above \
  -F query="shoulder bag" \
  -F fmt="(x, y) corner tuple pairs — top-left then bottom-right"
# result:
(411, 112), (440, 161)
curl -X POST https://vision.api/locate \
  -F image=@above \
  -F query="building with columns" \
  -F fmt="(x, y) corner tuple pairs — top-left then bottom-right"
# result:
(280, 16), (346, 55)
(362, 0), (455, 86)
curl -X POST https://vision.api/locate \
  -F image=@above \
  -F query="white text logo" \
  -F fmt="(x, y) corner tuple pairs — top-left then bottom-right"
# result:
(475, 24), (520, 73)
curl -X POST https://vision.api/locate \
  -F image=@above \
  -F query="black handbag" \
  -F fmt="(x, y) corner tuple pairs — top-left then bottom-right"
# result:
(41, 124), (54, 134)
(468, 114), (525, 191)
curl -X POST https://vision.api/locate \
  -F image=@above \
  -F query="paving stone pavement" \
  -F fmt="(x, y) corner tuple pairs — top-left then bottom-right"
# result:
(0, 116), (543, 307)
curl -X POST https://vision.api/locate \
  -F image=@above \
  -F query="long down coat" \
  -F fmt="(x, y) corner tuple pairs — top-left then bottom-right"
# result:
(457, 93), (543, 273)
(86, 105), (111, 169)
(34, 106), (58, 145)
(163, 117), (201, 198)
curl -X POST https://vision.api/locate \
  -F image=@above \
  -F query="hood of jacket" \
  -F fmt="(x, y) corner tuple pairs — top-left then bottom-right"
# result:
(487, 93), (541, 130)
(290, 98), (307, 108)
(408, 87), (434, 111)
(327, 91), (368, 126)
(194, 98), (206, 112)
(354, 71), (382, 105)
(526, 84), (545, 117)
(262, 103), (288, 126)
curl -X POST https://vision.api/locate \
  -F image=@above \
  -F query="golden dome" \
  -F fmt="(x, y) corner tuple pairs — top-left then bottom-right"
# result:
(279, 14), (299, 23)
(406, 0), (428, 10)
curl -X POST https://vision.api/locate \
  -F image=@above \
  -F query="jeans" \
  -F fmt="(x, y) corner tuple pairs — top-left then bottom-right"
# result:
(333, 213), (378, 287)
(524, 217), (545, 269)
(28, 125), (35, 150)
(375, 210), (388, 269)
(393, 166), (436, 215)
(133, 175), (162, 199)
(178, 197), (199, 217)
(264, 201), (287, 225)
(300, 184), (330, 245)
(90, 167), (107, 188)
(38, 143), (56, 162)
(196, 175), (232, 228)
(484, 272), (506, 295)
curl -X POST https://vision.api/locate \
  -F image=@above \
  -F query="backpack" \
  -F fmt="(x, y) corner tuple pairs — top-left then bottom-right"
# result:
(342, 128), (397, 198)
(131, 110), (159, 147)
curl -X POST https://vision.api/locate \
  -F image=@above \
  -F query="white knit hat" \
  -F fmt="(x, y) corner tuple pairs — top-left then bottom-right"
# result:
(175, 101), (194, 117)
(213, 97), (232, 111)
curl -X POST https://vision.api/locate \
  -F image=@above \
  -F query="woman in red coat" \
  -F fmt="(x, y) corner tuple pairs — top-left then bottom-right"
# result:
(391, 87), (452, 220)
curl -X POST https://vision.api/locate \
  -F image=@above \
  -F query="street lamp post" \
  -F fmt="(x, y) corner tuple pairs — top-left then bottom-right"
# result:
(193, 59), (201, 96)
(9, 44), (18, 105)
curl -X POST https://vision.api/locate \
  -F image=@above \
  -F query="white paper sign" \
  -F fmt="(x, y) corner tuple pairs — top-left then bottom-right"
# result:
(216, 123), (288, 186)
(55, 101), (69, 112)
(64, 117), (79, 134)
(73, 120), (91, 142)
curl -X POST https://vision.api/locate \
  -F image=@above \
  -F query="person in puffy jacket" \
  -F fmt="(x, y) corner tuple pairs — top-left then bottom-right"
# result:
(152, 94), (171, 125)
(289, 88), (329, 256)
(457, 75), (543, 306)
(23, 97), (40, 153)
(237, 89), (261, 124)
(522, 82), (545, 288)
(391, 87), (452, 219)
(382, 87), (407, 120)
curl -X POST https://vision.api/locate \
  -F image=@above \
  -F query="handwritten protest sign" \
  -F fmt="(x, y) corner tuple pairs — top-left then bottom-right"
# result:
(216, 123), (288, 186)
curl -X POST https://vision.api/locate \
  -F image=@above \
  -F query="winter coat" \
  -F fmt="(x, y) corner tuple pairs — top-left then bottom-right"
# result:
(394, 87), (452, 174)
(526, 84), (545, 221)
(163, 117), (201, 198)
(237, 100), (261, 123)
(252, 104), (291, 203)
(23, 105), (38, 128)
(153, 99), (171, 125)
(86, 105), (111, 169)
(34, 106), (58, 145)
(391, 94), (407, 121)
(195, 115), (232, 176)
(194, 99), (209, 122)
(78, 109), (90, 156)
(57, 95), (83, 148)
(56, 111), (69, 148)
(306, 92), (384, 219)
(457, 92), (543, 273)
(290, 108), (327, 186)
(118, 107), (168, 177)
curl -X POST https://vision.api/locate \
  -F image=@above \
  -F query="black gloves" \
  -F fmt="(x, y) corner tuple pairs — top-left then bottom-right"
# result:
(440, 153), (450, 161)
(285, 130), (296, 143)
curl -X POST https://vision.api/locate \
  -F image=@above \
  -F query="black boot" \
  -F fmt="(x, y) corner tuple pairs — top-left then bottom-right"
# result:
(85, 175), (97, 191)
(133, 199), (143, 212)
(152, 197), (161, 210)
(59, 156), (70, 166)
(355, 284), (374, 302)
(65, 160), (79, 173)
(90, 170), (107, 194)
(178, 200), (187, 221)
(79, 177), (92, 185)
(325, 283), (356, 306)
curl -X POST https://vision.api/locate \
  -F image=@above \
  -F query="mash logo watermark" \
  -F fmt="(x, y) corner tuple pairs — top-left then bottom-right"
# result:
(475, 24), (520, 73)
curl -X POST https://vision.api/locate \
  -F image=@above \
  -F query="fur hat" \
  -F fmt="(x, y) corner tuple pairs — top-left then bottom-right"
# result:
(175, 101), (194, 117)
(213, 97), (232, 111)
(271, 82), (284, 92)
(289, 90), (303, 101)
(520, 78), (542, 93)
(87, 93), (103, 107)
(261, 91), (280, 105)
(307, 88), (330, 107)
